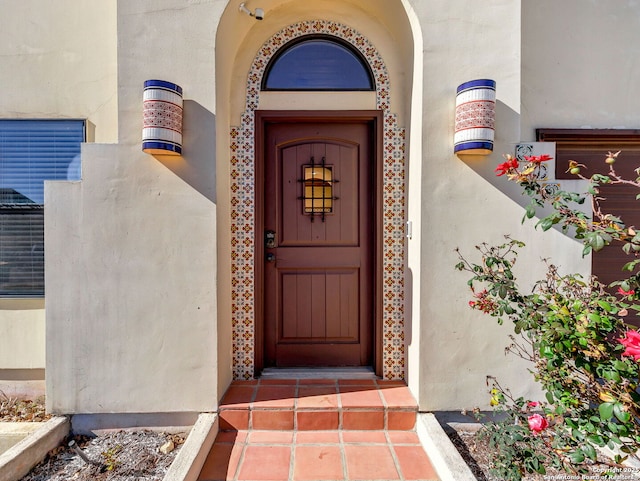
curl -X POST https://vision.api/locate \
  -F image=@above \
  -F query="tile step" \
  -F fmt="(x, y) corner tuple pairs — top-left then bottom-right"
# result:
(218, 379), (418, 431)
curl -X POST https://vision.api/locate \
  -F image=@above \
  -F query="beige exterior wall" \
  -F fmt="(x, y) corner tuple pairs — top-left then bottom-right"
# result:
(3, 0), (639, 415)
(0, 0), (117, 375)
(414, 0), (640, 410)
(0, 300), (44, 369)
(45, 0), (224, 413)
(412, 0), (589, 410)
(0, 0), (117, 141)
(521, 0), (640, 135)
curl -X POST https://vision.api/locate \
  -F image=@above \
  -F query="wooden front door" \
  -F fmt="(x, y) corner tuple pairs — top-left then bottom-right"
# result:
(259, 115), (375, 368)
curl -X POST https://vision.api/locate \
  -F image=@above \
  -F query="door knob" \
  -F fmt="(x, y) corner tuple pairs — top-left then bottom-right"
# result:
(266, 253), (276, 262)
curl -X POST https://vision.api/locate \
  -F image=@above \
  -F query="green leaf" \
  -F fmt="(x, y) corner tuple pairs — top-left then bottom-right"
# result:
(568, 450), (585, 464)
(599, 402), (615, 421)
(613, 403), (631, 423)
(613, 360), (628, 371)
(593, 234), (606, 251)
(525, 203), (536, 219)
(587, 434), (605, 446)
(597, 300), (612, 312)
(583, 443), (597, 461)
(539, 217), (554, 231)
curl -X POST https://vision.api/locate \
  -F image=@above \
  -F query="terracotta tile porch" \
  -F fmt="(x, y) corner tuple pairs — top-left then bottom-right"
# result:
(197, 378), (439, 481)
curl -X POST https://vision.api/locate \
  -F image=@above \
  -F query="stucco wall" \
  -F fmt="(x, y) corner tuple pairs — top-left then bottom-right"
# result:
(0, 0), (117, 374)
(521, 0), (640, 135)
(413, 0), (640, 411)
(8, 0), (640, 415)
(0, 300), (44, 369)
(0, 0), (117, 141)
(412, 0), (591, 411)
(45, 0), (224, 414)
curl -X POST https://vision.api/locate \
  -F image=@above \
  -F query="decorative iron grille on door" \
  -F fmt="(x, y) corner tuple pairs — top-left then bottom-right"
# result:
(300, 156), (338, 222)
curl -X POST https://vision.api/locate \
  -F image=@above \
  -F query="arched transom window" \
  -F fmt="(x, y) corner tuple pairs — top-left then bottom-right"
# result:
(262, 35), (375, 91)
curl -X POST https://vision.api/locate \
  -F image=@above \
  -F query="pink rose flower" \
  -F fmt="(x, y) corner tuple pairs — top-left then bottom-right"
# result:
(527, 413), (548, 433)
(620, 330), (640, 361)
(527, 401), (539, 409)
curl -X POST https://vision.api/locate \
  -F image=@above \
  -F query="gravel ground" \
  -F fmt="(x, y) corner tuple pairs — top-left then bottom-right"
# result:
(19, 430), (185, 481)
(1, 392), (186, 481)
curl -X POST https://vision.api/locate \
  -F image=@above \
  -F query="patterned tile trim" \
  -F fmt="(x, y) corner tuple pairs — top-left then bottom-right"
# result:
(230, 20), (406, 380)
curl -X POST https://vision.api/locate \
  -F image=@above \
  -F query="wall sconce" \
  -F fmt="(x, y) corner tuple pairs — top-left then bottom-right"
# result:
(239, 2), (264, 20)
(454, 79), (496, 156)
(142, 79), (183, 155)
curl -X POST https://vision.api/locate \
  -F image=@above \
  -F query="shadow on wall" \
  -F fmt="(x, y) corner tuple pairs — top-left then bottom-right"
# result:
(150, 100), (217, 203)
(456, 100), (524, 207)
(457, 100), (586, 242)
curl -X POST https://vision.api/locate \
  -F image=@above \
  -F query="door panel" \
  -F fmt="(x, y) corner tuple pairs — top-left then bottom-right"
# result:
(280, 270), (358, 341)
(263, 120), (373, 367)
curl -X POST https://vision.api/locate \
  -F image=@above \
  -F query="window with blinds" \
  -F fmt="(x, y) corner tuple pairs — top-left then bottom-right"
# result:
(0, 120), (85, 297)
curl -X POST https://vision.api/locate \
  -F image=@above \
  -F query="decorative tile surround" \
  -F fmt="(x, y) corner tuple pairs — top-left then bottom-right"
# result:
(230, 21), (406, 380)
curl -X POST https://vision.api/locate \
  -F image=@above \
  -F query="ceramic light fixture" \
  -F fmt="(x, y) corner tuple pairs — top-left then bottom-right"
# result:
(142, 79), (183, 155)
(454, 79), (496, 156)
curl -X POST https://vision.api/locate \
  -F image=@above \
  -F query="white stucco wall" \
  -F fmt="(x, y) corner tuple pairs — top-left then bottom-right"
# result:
(45, 0), (224, 414)
(0, 0), (117, 375)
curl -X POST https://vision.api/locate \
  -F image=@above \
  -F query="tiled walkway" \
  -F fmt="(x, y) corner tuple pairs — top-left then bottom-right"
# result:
(197, 379), (439, 481)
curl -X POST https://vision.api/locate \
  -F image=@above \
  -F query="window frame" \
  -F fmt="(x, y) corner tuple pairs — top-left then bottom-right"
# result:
(0, 118), (86, 298)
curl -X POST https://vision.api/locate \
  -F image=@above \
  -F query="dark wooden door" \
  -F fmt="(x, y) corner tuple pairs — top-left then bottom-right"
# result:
(263, 120), (373, 367)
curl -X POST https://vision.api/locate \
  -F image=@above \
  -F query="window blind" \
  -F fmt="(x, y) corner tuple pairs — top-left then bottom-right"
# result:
(0, 120), (84, 297)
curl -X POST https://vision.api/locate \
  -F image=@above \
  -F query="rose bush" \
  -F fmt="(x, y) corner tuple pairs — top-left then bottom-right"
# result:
(456, 151), (640, 480)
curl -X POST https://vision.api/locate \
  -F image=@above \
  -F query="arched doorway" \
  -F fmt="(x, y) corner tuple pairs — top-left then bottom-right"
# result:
(227, 19), (407, 380)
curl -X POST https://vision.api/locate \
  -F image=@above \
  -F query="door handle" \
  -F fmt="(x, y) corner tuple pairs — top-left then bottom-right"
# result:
(266, 253), (276, 263)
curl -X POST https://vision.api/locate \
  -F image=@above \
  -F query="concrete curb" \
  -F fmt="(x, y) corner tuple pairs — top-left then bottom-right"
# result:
(416, 413), (477, 481)
(163, 413), (218, 481)
(0, 416), (69, 481)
